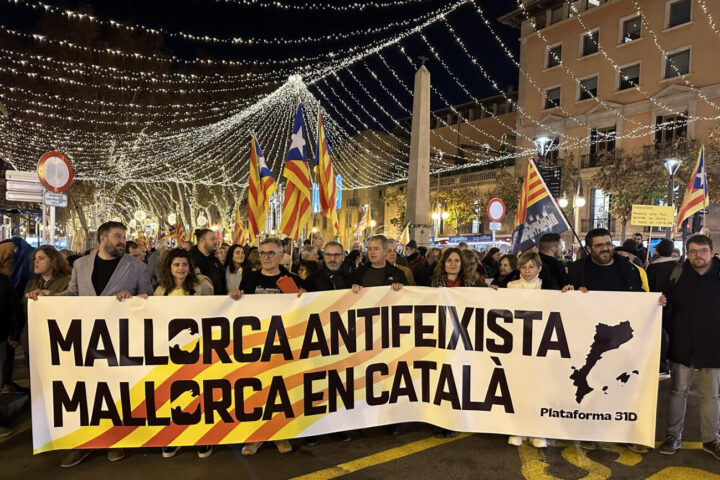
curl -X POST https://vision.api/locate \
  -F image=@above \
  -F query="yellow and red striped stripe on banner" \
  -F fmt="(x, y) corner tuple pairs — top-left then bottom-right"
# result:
(37, 289), (427, 452)
(514, 159), (548, 228)
(316, 112), (339, 235)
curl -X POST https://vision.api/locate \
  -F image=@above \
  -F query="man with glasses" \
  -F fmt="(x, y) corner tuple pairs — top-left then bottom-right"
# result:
(659, 235), (720, 460)
(563, 228), (644, 452)
(229, 236), (300, 456)
(304, 241), (353, 292)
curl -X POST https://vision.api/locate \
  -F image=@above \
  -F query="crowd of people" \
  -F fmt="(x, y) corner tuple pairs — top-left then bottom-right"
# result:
(1, 220), (719, 466)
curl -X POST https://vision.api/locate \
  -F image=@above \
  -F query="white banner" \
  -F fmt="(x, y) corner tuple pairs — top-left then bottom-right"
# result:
(28, 287), (661, 453)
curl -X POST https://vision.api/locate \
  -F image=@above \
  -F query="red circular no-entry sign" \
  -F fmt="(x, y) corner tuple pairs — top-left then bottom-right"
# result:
(37, 151), (73, 193)
(487, 198), (506, 222)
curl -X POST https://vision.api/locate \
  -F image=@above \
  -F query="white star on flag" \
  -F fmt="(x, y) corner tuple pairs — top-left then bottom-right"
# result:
(290, 127), (306, 154)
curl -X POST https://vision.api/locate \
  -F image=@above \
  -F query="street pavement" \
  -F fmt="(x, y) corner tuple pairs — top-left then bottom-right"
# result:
(3, 358), (720, 480)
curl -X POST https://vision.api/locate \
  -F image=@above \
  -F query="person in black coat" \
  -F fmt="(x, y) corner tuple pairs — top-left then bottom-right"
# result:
(646, 238), (679, 292)
(304, 241), (354, 292)
(538, 233), (568, 288)
(659, 235), (720, 458)
(353, 236), (407, 291)
(190, 229), (226, 294)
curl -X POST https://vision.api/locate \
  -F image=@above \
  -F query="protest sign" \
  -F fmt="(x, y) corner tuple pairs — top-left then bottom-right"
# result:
(29, 287), (661, 453)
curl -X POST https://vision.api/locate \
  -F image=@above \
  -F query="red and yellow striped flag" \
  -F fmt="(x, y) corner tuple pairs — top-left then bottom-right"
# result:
(674, 146), (709, 234)
(280, 104), (312, 240)
(315, 112), (339, 235)
(247, 134), (277, 243)
(232, 205), (245, 245)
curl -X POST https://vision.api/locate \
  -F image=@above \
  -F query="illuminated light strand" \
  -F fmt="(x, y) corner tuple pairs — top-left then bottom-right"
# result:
(0, 50), (291, 88)
(7, 0), (456, 47)
(697, 0), (720, 39)
(213, 0), (430, 11)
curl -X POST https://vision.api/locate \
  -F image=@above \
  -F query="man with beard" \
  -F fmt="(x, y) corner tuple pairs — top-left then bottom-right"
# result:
(190, 228), (225, 294)
(563, 228), (644, 452)
(304, 241), (353, 292)
(659, 235), (720, 460)
(35, 221), (153, 467)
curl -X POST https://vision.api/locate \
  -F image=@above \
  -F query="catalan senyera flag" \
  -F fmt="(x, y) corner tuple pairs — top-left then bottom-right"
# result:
(232, 205), (246, 245)
(674, 146), (710, 234)
(248, 134), (277, 243)
(354, 206), (369, 235)
(511, 159), (569, 254)
(280, 104), (312, 241)
(315, 111), (339, 235)
(398, 223), (410, 251)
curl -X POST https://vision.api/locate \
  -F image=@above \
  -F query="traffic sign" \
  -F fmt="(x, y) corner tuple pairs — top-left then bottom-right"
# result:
(487, 198), (506, 222)
(5, 170), (40, 183)
(6, 180), (43, 192)
(5, 191), (43, 203)
(43, 191), (68, 207)
(489, 222), (502, 231)
(37, 151), (73, 193)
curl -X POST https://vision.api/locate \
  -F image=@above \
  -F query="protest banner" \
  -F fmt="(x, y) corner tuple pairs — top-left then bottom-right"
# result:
(29, 287), (661, 453)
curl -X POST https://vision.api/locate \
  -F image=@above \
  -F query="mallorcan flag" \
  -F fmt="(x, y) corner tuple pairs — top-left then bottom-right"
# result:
(247, 134), (277, 243)
(674, 145), (709, 234)
(315, 111), (340, 235)
(512, 159), (569, 254)
(280, 104), (312, 241)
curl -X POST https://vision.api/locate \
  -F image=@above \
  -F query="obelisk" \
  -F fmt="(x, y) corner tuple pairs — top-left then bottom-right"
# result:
(406, 64), (432, 247)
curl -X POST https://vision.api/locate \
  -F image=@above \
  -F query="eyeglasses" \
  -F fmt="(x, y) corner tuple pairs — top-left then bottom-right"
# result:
(325, 253), (344, 258)
(590, 241), (613, 249)
(258, 251), (278, 258)
(688, 248), (711, 255)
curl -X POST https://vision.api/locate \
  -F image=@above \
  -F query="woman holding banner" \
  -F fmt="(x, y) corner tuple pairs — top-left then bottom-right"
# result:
(224, 244), (245, 293)
(494, 251), (555, 448)
(429, 247), (485, 438)
(153, 248), (213, 458)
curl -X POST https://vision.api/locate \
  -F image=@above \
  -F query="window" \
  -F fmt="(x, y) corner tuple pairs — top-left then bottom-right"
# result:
(547, 44), (562, 68)
(622, 15), (642, 43)
(668, 0), (691, 28)
(618, 63), (640, 90)
(581, 30), (599, 56)
(551, 6), (564, 24)
(590, 126), (616, 155)
(587, 0), (600, 7)
(589, 189), (610, 229)
(544, 87), (561, 109)
(664, 48), (690, 78)
(579, 76), (598, 100)
(655, 112), (688, 145)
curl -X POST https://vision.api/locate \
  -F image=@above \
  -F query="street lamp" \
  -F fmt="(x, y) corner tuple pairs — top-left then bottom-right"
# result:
(558, 193), (569, 208)
(664, 157), (682, 238)
(369, 220), (377, 228)
(534, 136), (553, 166)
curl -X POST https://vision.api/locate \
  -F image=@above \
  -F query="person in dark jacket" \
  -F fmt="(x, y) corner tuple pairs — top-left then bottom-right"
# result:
(491, 254), (520, 288)
(405, 240), (427, 274)
(538, 233), (568, 288)
(0, 272), (18, 437)
(190, 228), (226, 294)
(353, 235), (407, 292)
(304, 241), (353, 292)
(562, 228), (645, 453)
(646, 238), (678, 292)
(564, 229), (643, 293)
(658, 235), (720, 459)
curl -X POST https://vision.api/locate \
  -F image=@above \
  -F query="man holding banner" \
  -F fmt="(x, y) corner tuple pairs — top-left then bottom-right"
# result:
(41, 221), (153, 467)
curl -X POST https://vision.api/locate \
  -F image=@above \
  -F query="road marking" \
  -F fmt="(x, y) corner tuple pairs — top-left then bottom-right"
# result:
(645, 467), (720, 480)
(0, 418), (31, 444)
(289, 433), (472, 480)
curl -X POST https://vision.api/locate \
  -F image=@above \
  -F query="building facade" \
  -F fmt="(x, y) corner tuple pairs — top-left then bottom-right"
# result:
(500, 0), (720, 246)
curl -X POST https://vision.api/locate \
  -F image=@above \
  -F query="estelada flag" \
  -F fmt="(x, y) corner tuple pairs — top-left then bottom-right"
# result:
(247, 134), (277, 243)
(674, 145), (709, 234)
(511, 159), (569, 254)
(315, 111), (340, 235)
(280, 104), (312, 241)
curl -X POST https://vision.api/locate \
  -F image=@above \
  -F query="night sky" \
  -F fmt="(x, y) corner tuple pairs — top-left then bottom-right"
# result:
(0, 0), (520, 132)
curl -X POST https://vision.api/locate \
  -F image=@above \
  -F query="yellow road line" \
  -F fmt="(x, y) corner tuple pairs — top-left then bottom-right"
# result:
(289, 433), (472, 480)
(0, 418), (31, 444)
